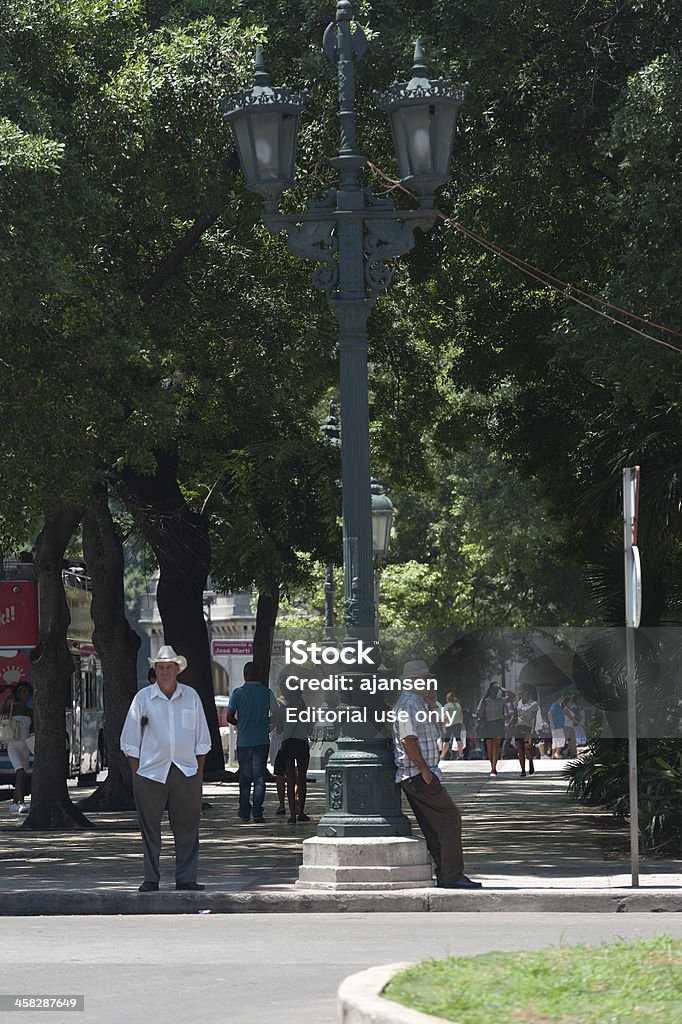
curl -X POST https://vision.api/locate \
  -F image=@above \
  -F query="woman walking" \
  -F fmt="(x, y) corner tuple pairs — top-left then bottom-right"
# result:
(278, 684), (311, 824)
(513, 685), (541, 777)
(1, 682), (34, 813)
(476, 682), (507, 777)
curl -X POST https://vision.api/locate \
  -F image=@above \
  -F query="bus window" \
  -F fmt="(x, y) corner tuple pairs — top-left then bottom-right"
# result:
(82, 669), (93, 710)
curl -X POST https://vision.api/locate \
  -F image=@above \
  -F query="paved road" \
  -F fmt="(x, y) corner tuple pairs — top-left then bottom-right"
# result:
(2, 913), (682, 1023)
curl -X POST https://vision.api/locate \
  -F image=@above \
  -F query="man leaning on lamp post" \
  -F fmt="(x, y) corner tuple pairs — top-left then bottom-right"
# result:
(120, 645), (211, 893)
(392, 659), (482, 889)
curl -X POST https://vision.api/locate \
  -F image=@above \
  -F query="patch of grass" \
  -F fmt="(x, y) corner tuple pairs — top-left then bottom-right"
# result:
(383, 937), (682, 1024)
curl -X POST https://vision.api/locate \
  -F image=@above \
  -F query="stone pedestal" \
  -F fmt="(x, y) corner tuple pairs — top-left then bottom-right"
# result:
(296, 836), (435, 890)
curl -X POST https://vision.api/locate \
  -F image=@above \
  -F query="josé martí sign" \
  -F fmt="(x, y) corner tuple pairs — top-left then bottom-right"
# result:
(211, 639), (286, 657)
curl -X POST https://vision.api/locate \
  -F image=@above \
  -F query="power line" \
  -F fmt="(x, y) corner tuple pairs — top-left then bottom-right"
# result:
(367, 162), (682, 357)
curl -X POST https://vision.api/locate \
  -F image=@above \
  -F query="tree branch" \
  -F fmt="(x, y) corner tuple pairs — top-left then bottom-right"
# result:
(138, 152), (241, 304)
(138, 213), (219, 304)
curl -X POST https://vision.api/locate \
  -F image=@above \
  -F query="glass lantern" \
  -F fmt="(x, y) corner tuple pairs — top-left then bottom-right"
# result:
(371, 479), (394, 558)
(375, 42), (468, 196)
(221, 47), (306, 203)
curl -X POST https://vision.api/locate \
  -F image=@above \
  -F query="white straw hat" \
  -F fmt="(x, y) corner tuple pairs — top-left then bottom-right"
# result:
(148, 645), (187, 673)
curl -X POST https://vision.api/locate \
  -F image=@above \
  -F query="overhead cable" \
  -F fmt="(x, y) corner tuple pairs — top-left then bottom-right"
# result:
(367, 162), (682, 357)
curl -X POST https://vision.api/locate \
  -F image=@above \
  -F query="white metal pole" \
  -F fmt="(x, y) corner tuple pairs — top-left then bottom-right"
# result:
(623, 466), (641, 888)
(625, 623), (639, 887)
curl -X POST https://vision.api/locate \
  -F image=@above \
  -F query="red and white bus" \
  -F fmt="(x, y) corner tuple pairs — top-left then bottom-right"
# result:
(0, 560), (106, 785)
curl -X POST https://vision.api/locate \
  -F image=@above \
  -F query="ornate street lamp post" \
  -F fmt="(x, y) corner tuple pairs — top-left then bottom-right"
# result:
(223, 1), (467, 840)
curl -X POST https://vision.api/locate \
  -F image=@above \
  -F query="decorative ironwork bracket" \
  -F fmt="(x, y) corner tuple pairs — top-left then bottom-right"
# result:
(263, 194), (437, 301)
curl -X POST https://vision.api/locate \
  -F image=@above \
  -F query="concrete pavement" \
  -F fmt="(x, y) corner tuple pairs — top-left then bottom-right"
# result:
(0, 758), (679, 914)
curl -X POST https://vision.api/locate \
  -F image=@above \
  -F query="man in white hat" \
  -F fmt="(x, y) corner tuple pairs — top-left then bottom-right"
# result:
(392, 659), (482, 889)
(120, 645), (211, 892)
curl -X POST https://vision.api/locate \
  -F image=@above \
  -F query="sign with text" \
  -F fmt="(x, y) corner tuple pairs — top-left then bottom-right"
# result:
(212, 640), (253, 657)
(0, 581), (38, 648)
(212, 639), (285, 657)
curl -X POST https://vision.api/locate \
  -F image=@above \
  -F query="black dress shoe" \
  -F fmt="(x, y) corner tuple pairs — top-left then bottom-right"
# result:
(438, 874), (483, 890)
(175, 882), (205, 891)
(253, 816), (265, 823)
(138, 881), (159, 892)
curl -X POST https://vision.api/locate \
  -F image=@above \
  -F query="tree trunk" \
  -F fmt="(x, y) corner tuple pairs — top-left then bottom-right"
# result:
(253, 579), (280, 687)
(122, 451), (223, 775)
(23, 509), (92, 830)
(79, 487), (140, 811)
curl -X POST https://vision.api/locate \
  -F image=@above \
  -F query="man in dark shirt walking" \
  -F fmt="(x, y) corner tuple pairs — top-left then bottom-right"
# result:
(226, 662), (281, 823)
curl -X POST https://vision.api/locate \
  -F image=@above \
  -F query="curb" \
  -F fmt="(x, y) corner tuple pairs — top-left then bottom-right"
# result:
(337, 963), (445, 1024)
(0, 888), (680, 916)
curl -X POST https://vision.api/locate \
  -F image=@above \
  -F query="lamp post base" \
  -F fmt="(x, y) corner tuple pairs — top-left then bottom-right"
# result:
(296, 836), (434, 890)
(316, 738), (412, 837)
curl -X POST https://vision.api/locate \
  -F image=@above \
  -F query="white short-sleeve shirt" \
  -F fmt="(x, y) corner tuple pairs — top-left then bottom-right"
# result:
(120, 683), (211, 783)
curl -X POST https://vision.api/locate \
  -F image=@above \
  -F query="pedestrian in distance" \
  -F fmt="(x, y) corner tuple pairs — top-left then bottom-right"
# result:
(120, 645), (211, 893)
(500, 688), (518, 760)
(272, 678), (287, 816)
(1, 682), (33, 814)
(548, 692), (567, 759)
(562, 693), (579, 758)
(276, 680), (311, 824)
(477, 682), (507, 777)
(439, 691), (464, 761)
(226, 661), (281, 823)
(511, 685), (541, 777)
(392, 659), (482, 890)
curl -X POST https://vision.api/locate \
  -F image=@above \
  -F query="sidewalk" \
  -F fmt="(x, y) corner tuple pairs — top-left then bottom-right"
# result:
(0, 759), (679, 914)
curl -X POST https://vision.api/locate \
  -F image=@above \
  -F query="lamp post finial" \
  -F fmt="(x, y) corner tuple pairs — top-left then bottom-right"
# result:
(412, 40), (428, 76)
(254, 45), (270, 86)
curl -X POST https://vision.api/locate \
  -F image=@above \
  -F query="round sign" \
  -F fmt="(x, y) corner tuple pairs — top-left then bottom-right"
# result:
(625, 545), (642, 628)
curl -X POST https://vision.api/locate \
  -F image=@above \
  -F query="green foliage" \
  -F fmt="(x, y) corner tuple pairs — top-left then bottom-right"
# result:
(0, 117), (64, 172)
(378, 438), (587, 646)
(2, 0), (681, 634)
(0, 0), (338, 591)
(566, 739), (682, 853)
(208, 429), (341, 596)
(384, 938), (682, 1024)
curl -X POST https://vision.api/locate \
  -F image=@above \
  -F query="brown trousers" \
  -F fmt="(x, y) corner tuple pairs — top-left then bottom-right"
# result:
(401, 775), (464, 885)
(133, 764), (203, 885)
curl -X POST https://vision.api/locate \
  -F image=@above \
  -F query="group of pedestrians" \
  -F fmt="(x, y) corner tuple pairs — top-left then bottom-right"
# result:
(118, 645), (583, 893)
(119, 648), (483, 892)
(465, 683), (583, 776)
(225, 665), (311, 825)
